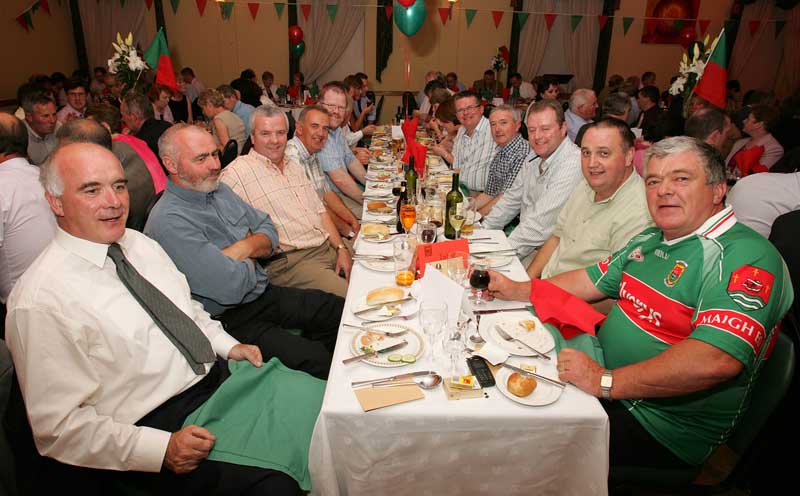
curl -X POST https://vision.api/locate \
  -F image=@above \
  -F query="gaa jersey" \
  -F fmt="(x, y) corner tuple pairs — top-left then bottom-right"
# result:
(586, 206), (793, 466)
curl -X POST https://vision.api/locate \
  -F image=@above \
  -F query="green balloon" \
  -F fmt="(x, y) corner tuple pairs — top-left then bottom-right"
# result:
(291, 41), (306, 57)
(394, 0), (426, 37)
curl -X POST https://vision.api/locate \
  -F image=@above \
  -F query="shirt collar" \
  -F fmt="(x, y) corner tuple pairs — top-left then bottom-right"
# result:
(233, 101), (242, 113)
(166, 178), (217, 206)
(53, 227), (131, 268)
(589, 170), (641, 205)
(24, 120), (44, 141)
(466, 116), (489, 137)
(537, 137), (573, 174)
(496, 133), (524, 153)
(661, 206), (736, 245)
(246, 148), (285, 172)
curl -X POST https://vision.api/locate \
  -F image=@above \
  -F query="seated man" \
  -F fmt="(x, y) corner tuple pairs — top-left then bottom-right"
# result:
(145, 124), (342, 379)
(217, 84), (256, 136)
(509, 72), (536, 102)
(472, 69), (503, 99)
(483, 100), (583, 264)
(451, 91), (497, 192)
(488, 136), (793, 470)
(121, 91), (172, 161)
(565, 89), (598, 142)
(6, 141), (318, 495)
(473, 105), (530, 216)
(573, 92), (631, 147)
(635, 85), (660, 131)
(21, 88), (59, 165)
(286, 105), (361, 238)
(222, 106), (352, 298)
(0, 113), (56, 303)
(727, 170), (800, 238)
(527, 118), (653, 279)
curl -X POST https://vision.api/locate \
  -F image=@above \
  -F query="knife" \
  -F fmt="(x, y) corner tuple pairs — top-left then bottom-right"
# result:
(351, 370), (435, 387)
(352, 296), (414, 315)
(472, 307), (532, 315)
(343, 340), (408, 364)
(501, 363), (566, 389)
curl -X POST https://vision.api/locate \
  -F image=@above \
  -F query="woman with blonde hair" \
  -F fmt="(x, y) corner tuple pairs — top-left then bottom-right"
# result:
(197, 88), (246, 154)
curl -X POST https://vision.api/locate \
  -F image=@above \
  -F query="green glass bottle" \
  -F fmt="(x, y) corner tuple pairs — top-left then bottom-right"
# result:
(405, 156), (418, 204)
(444, 168), (464, 240)
(396, 181), (408, 233)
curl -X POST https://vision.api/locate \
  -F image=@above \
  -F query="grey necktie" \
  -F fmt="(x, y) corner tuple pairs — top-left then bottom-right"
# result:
(107, 243), (215, 374)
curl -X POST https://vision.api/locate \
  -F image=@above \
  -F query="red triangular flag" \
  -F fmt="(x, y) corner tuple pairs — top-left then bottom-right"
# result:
(544, 13), (557, 31)
(491, 10), (504, 28)
(300, 3), (311, 21)
(645, 18), (658, 33)
(384, 5), (393, 20)
(598, 15), (609, 30)
(748, 20), (760, 36)
(195, 0), (207, 16)
(145, 0), (153, 10)
(698, 19), (711, 36)
(40, 0), (51, 14)
(438, 7), (449, 26)
(248, 2), (259, 20)
(15, 13), (30, 32)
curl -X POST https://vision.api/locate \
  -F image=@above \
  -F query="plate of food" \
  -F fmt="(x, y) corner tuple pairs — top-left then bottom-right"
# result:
(360, 224), (394, 242)
(479, 311), (555, 356)
(350, 286), (419, 322)
(366, 171), (394, 182)
(365, 200), (394, 215)
(359, 258), (395, 272)
(349, 323), (423, 367)
(495, 364), (563, 406)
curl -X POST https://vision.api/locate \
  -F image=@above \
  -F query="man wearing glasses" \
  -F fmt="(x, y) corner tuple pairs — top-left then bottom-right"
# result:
(451, 91), (497, 192)
(57, 78), (88, 124)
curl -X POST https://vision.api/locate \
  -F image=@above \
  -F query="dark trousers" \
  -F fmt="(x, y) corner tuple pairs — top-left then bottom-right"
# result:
(217, 284), (344, 380)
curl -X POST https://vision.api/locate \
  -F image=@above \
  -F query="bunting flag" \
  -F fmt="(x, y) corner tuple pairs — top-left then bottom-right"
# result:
(674, 19), (684, 32)
(748, 20), (760, 36)
(195, 0), (207, 17)
(517, 12), (529, 29)
(14, 0), (52, 32)
(16, 11), (33, 31)
(170, 0), (180, 14)
(570, 15), (582, 32)
(465, 9), (476, 28)
(623, 16), (634, 35)
(384, 5), (392, 20)
(437, 7), (449, 26)
(327, 3), (338, 22)
(300, 3), (311, 21)
(692, 29), (727, 109)
(598, 15), (609, 30)
(145, 0), (153, 10)
(247, 2), (259, 20)
(274, 2), (285, 19)
(544, 13), (557, 31)
(491, 10), (504, 28)
(40, 0), (50, 14)
(775, 20), (786, 38)
(698, 19), (710, 36)
(219, 1), (234, 20)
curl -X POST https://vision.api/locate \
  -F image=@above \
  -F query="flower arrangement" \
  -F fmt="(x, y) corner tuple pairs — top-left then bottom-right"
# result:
(490, 47), (509, 74)
(107, 32), (149, 94)
(668, 33), (715, 118)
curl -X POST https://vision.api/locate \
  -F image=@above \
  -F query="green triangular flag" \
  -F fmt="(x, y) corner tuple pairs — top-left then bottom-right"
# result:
(570, 15), (582, 32)
(274, 2), (285, 19)
(465, 9), (477, 28)
(220, 1), (234, 20)
(775, 20), (786, 38)
(170, 0), (180, 14)
(674, 19), (684, 32)
(517, 12), (529, 29)
(24, 11), (33, 30)
(326, 4), (338, 22)
(31, 1), (39, 13)
(623, 16), (634, 35)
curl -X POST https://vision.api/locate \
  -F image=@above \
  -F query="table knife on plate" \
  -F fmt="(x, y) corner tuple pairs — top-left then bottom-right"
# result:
(342, 340), (408, 364)
(501, 363), (566, 389)
(472, 307), (532, 315)
(351, 370), (435, 387)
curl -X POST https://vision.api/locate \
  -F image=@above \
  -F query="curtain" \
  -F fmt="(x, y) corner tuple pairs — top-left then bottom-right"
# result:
(774, 4), (800, 99)
(517, 0), (555, 80)
(729, 0), (783, 92)
(561, 0), (603, 90)
(298, 0), (364, 84)
(77, 0), (154, 72)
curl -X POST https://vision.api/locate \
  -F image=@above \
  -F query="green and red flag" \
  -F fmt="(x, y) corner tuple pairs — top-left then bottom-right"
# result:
(144, 28), (177, 92)
(692, 29), (727, 110)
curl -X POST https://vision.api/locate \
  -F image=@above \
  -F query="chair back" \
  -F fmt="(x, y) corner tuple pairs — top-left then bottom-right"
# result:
(0, 339), (18, 495)
(220, 139), (238, 169)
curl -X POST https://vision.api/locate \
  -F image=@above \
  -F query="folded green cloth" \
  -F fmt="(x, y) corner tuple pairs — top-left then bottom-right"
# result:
(528, 306), (606, 367)
(182, 358), (326, 491)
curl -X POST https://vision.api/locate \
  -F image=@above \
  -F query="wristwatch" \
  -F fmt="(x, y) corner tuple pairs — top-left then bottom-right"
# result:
(600, 370), (613, 400)
(336, 243), (346, 251)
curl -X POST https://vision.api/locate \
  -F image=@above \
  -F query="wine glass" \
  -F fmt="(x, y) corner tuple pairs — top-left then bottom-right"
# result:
(442, 324), (466, 377)
(447, 251), (468, 286)
(449, 207), (466, 240)
(468, 261), (491, 304)
(400, 204), (417, 238)
(420, 301), (447, 366)
(417, 221), (436, 244)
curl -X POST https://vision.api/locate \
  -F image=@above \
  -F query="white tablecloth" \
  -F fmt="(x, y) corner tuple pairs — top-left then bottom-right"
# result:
(308, 228), (610, 495)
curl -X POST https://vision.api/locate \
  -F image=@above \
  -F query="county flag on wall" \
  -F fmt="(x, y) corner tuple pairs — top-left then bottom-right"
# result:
(144, 28), (177, 92)
(692, 29), (727, 109)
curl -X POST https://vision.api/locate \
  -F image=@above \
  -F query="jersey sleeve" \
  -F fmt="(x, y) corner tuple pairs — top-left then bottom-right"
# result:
(585, 228), (658, 298)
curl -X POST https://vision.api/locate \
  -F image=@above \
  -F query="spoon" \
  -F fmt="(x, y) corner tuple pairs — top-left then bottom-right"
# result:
(372, 373), (442, 390)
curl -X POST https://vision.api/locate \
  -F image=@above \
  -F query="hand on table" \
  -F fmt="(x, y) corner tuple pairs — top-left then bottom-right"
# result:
(362, 124), (376, 136)
(164, 425), (216, 474)
(354, 147), (370, 164)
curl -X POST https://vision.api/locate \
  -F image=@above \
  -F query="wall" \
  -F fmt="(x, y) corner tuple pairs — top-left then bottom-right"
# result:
(0, 0), (77, 100)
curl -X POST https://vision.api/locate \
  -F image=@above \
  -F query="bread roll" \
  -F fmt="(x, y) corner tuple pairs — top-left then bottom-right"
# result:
(507, 372), (537, 397)
(366, 286), (405, 306)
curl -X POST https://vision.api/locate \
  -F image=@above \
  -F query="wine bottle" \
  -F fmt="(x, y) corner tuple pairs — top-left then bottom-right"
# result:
(395, 106), (402, 125)
(396, 181), (408, 233)
(444, 169), (464, 240)
(405, 156), (418, 204)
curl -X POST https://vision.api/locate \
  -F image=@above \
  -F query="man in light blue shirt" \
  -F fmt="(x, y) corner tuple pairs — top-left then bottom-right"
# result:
(565, 88), (597, 142)
(219, 84), (256, 136)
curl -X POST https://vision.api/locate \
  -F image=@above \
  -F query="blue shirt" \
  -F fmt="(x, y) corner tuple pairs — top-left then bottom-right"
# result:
(355, 96), (376, 123)
(144, 179), (279, 316)
(233, 100), (256, 136)
(317, 127), (355, 194)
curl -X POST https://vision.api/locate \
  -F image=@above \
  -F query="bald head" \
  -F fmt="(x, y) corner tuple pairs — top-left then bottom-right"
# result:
(0, 112), (28, 160)
(56, 118), (112, 149)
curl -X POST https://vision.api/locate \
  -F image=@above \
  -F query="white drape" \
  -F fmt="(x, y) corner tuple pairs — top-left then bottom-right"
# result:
(77, 0), (154, 71)
(517, 0), (555, 80)
(298, 0), (364, 84)
(561, 0), (602, 89)
(774, 4), (800, 99)
(729, 0), (783, 93)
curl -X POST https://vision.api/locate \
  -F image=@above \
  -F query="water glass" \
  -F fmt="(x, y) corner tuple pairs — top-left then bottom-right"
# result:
(420, 301), (447, 366)
(448, 251), (468, 286)
(393, 238), (415, 287)
(417, 221), (437, 244)
(442, 326), (466, 377)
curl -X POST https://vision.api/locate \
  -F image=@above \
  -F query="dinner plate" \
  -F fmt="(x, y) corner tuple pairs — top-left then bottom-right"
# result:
(349, 323), (423, 367)
(495, 366), (563, 406)
(479, 311), (555, 356)
(350, 289), (419, 322)
(359, 258), (395, 272)
(469, 254), (513, 268)
(365, 172), (395, 182)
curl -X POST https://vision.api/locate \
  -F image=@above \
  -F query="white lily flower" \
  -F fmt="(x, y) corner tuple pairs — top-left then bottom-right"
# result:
(125, 32), (133, 46)
(116, 32), (124, 45)
(669, 76), (687, 95)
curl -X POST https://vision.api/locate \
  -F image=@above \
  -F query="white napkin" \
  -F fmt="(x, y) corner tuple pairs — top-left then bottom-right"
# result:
(474, 341), (510, 365)
(416, 266), (465, 327)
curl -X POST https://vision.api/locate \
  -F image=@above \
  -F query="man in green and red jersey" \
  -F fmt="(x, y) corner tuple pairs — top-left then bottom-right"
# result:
(488, 136), (793, 470)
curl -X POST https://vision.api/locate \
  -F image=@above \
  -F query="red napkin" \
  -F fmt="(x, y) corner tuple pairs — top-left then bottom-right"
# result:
(287, 85), (299, 100)
(730, 145), (766, 177)
(304, 96), (313, 105)
(529, 279), (606, 339)
(401, 117), (418, 143)
(403, 140), (427, 173)
(501, 87), (511, 101)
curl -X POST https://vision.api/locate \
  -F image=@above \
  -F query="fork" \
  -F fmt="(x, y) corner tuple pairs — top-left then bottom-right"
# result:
(341, 323), (408, 337)
(494, 325), (550, 360)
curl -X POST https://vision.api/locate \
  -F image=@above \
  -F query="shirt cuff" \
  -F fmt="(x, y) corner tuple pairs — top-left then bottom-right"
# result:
(212, 332), (241, 359)
(130, 426), (172, 473)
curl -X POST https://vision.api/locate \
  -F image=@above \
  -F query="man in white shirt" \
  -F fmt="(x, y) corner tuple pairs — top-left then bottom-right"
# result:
(509, 72), (536, 101)
(180, 67), (206, 103)
(452, 91), (497, 192)
(565, 89), (598, 142)
(5, 141), (313, 494)
(21, 89), (59, 165)
(483, 100), (583, 263)
(727, 171), (800, 238)
(0, 113), (56, 302)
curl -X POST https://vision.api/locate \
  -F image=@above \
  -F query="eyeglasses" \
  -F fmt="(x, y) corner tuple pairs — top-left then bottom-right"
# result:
(455, 104), (481, 115)
(321, 102), (346, 113)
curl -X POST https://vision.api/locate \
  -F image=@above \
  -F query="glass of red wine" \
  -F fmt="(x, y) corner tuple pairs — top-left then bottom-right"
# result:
(468, 261), (491, 304)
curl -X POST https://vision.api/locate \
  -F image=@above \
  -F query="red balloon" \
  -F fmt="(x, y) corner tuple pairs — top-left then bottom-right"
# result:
(677, 26), (696, 50)
(289, 25), (304, 45)
(396, 0), (416, 7)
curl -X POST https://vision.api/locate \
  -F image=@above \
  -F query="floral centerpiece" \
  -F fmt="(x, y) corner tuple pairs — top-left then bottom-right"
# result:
(107, 32), (149, 94)
(668, 33), (716, 118)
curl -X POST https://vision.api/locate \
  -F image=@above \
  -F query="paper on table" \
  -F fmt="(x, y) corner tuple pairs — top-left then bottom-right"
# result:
(353, 384), (424, 412)
(391, 126), (404, 141)
(474, 341), (510, 366)
(416, 266), (465, 328)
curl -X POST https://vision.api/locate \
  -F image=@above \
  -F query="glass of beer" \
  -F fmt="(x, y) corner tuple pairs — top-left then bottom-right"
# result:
(393, 238), (415, 287)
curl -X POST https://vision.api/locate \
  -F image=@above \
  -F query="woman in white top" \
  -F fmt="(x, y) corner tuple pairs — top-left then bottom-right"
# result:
(149, 84), (174, 124)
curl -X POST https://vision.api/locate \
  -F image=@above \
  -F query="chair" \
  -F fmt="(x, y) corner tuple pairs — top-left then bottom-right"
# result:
(0, 340), (18, 496)
(141, 190), (164, 229)
(220, 139), (238, 169)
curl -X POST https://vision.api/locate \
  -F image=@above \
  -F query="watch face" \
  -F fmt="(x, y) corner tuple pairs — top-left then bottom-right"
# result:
(601, 373), (613, 388)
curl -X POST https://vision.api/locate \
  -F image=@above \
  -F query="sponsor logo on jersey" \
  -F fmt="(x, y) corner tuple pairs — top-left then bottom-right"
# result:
(597, 255), (611, 274)
(694, 309), (766, 354)
(627, 246), (644, 262)
(618, 274), (695, 344)
(727, 265), (774, 310)
(664, 260), (688, 288)
(654, 249), (669, 260)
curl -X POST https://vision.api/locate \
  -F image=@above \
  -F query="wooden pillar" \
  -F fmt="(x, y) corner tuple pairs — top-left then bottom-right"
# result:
(592, 0), (617, 93)
(154, 0), (168, 44)
(288, 0), (299, 82)
(68, 0), (89, 75)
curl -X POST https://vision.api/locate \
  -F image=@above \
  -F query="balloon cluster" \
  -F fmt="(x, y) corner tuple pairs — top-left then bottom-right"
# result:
(289, 25), (305, 57)
(394, 0), (426, 37)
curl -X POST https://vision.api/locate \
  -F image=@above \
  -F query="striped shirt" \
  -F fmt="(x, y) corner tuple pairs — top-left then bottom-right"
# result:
(484, 134), (531, 197)
(317, 127), (355, 194)
(221, 149), (328, 252)
(286, 137), (330, 199)
(483, 138), (583, 258)
(453, 116), (496, 192)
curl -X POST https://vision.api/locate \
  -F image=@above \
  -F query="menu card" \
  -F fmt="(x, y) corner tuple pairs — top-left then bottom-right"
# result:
(415, 238), (468, 278)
